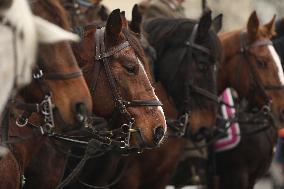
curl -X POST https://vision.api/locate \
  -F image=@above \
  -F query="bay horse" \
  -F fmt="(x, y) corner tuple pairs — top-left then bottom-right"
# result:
(23, 8), (167, 189)
(215, 11), (284, 189)
(112, 9), (222, 189)
(0, 0), (81, 114)
(0, 0), (93, 188)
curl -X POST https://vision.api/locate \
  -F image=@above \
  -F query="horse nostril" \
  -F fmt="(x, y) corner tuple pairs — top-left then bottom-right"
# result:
(74, 102), (87, 123)
(153, 126), (165, 145)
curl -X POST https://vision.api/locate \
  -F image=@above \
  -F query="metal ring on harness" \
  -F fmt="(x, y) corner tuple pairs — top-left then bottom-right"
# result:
(16, 117), (28, 127)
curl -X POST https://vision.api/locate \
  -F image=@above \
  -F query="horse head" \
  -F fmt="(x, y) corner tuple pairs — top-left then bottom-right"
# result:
(143, 9), (222, 140)
(218, 11), (284, 128)
(73, 9), (167, 149)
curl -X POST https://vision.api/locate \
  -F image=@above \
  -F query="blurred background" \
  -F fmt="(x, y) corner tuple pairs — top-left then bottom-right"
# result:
(104, 0), (284, 31)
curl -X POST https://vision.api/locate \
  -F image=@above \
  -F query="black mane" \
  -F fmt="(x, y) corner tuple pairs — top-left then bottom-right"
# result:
(144, 18), (221, 61)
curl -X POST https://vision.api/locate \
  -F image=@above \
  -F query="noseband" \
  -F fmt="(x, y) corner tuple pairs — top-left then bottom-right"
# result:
(90, 28), (162, 149)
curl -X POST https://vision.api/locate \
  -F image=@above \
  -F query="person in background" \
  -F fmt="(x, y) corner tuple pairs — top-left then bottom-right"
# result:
(142, 0), (186, 21)
(63, 0), (109, 27)
(85, 0), (109, 24)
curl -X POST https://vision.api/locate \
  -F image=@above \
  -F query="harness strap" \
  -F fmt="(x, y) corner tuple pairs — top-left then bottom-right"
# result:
(95, 41), (130, 60)
(123, 100), (163, 107)
(97, 28), (132, 119)
(239, 31), (272, 105)
(44, 70), (83, 80)
(13, 100), (40, 113)
(55, 153), (90, 189)
(185, 24), (211, 55)
(77, 160), (128, 189)
(189, 85), (219, 103)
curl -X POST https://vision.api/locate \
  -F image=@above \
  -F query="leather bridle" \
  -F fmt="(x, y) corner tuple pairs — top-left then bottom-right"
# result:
(232, 31), (284, 128)
(13, 67), (84, 133)
(90, 27), (163, 149)
(167, 24), (219, 138)
(0, 12), (85, 134)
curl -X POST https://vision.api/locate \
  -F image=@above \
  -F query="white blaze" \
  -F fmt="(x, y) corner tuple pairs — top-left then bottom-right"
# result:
(137, 58), (167, 132)
(268, 45), (284, 85)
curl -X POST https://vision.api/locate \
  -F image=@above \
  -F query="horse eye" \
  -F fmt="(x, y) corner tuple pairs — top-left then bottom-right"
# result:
(124, 64), (137, 75)
(256, 59), (267, 69)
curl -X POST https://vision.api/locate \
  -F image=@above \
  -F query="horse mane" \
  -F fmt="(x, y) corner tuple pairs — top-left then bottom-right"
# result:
(143, 18), (222, 86)
(32, 0), (70, 29)
(144, 18), (194, 53)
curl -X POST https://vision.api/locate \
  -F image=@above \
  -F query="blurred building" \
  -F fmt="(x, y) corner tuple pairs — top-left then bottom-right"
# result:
(103, 0), (284, 31)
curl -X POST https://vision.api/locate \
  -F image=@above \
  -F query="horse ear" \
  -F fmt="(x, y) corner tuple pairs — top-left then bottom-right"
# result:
(106, 9), (122, 40)
(211, 14), (223, 33)
(264, 14), (276, 36)
(129, 4), (142, 34)
(120, 11), (128, 29)
(196, 8), (212, 42)
(247, 11), (259, 41)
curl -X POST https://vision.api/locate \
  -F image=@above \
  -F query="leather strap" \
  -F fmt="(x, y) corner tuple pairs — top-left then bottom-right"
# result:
(44, 70), (83, 80)
(185, 24), (211, 55)
(123, 100), (163, 107)
(95, 41), (130, 60)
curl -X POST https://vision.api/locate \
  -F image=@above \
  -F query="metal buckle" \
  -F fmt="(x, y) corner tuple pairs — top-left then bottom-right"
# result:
(179, 113), (189, 127)
(129, 128), (138, 133)
(105, 137), (112, 145)
(16, 117), (28, 127)
(119, 141), (127, 149)
(33, 70), (43, 79)
(121, 124), (130, 134)
(261, 105), (271, 115)
(40, 95), (55, 129)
